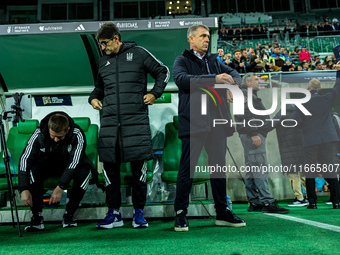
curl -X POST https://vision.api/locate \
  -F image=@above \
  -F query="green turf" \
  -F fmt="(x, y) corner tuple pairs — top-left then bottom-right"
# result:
(0, 198), (339, 255)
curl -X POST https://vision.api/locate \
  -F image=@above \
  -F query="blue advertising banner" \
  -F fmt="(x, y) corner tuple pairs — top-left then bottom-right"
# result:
(34, 95), (72, 106)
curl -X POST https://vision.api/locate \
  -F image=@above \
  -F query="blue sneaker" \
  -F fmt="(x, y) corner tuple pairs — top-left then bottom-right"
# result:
(132, 209), (148, 228)
(97, 209), (124, 229)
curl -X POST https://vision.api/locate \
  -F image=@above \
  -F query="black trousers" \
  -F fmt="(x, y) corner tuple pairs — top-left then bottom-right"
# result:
(29, 162), (91, 215)
(304, 142), (340, 204)
(103, 152), (147, 210)
(174, 133), (228, 214)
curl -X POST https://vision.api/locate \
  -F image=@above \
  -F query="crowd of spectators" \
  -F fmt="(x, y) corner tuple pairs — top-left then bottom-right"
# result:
(219, 16), (340, 41)
(217, 42), (338, 74)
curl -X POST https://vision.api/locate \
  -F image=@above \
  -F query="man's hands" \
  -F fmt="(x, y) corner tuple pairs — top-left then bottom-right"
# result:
(251, 135), (262, 148)
(49, 186), (63, 205)
(21, 190), (33, 207)
(215, 73), (235, 84)
(144, 94), (156, 105)
(90, 99), (102, 110)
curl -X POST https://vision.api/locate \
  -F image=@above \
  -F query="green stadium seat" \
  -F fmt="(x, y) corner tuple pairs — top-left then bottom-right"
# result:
(0, 119), (39, 191)
(161, 116), (210, 184)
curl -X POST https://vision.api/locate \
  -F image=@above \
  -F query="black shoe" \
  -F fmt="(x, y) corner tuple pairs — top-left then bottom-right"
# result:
(174, 210), (189, 232)
(25, 214), (44, 232)
(247, 202), (263, 212)
(262, 202), (290, 214)
(333, 203), (340, 209)
(307, 203), (317, 209)
(215, 208), (246, 227)
(62, 213), (77, 228)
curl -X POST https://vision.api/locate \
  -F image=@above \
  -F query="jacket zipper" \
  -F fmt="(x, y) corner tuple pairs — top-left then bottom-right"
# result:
(116, 55), (125, 162)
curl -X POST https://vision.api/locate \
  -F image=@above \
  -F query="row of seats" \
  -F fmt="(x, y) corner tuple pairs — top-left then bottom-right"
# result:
(0, 115), (210, 196)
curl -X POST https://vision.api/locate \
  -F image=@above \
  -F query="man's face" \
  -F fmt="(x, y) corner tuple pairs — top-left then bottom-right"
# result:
(316, 63), (322, 70)
(241, 50), (247, 58)
(246, 75), (260, 91)
(234, 52), (241, 61)
(189, 27), (210, 55)
(226, 53), (231, 59)
(49, 128), (69, 143)
(99, 35), (120, 55)
(218, 48), (224, 56)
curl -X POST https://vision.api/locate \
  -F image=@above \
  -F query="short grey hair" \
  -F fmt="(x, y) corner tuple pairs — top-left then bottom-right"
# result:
(242, 73), (255, 85)
(308, 78), (321, 90)
(187, 24), (209, 39)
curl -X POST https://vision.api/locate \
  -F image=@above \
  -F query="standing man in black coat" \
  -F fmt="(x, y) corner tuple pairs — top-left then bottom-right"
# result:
(270, 105), (308, 207)
(172, 24), (246, 232)
(293, 62), (340, 209)
(19, 112), (93, 231)
(89, 22), (169, 228)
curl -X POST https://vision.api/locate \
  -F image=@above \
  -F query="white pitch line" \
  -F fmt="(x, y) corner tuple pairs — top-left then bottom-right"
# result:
(264, 213), (340, 233)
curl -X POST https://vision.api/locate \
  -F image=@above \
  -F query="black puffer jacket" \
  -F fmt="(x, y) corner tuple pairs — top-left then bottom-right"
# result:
(172, 49), (241, 138)
(235, 85), (272, 137)
(271, 105), (304, 168)
(89, 42), (169, 163)
(18, 111), (94, 192)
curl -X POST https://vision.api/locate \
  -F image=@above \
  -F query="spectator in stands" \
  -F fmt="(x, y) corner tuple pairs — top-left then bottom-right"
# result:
(89, 22), (169, 229)
(19, 112), (96, 231)
(299, 46), (311, 63)
(264, 45), (271, 55)
(300, 23), (308, 36)
(172, 24), (245, 231)
(231, 49), (259, 73)
(295, 65), (303, 71)
(260, 25), (268, 38)
(309, 24), (317, 37)
(217, 48), (226, 64)
(249, 55), (266, 73)
(218, 28), (228, 41)
(333, 22), (339, 35)
(314, 61), (323, 70)
(269, 105), (308, 207)
(230, 39), (238, 53)
(317, 22), (324, 36)
(323, 56), (331, 66)
(227, 26), (234, 39)
(235, 73), (290, 214)
(292, 64), (340, 210)
(333, 17), (339, 23)
(315, 174), (329, 192)
(310, 55), (320, 69)
(269, 46), (284, 68)
(302, 62), (310, 71)
(224, 52), (232, 66)
(324, 21), (334, 35)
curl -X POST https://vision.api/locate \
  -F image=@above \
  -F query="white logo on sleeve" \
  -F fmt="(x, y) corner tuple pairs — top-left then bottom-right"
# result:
(126, 53), (133, 61)
(105, 61), (110, 66)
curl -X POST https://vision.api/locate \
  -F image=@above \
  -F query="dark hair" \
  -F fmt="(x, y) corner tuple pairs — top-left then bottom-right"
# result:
(315, 61), (321, 66)
(233, 49), (241, 55)
(48, 114), (69, 133)
(96, 22), (121, 42)
(241, 48), (247, 53)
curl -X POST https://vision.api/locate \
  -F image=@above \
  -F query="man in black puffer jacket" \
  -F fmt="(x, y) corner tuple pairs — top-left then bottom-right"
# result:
(270, 105), (308, 207)
(89, 22), (169, 229)
(172, 24), (245, 232)
(19, 112), (94, 231)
